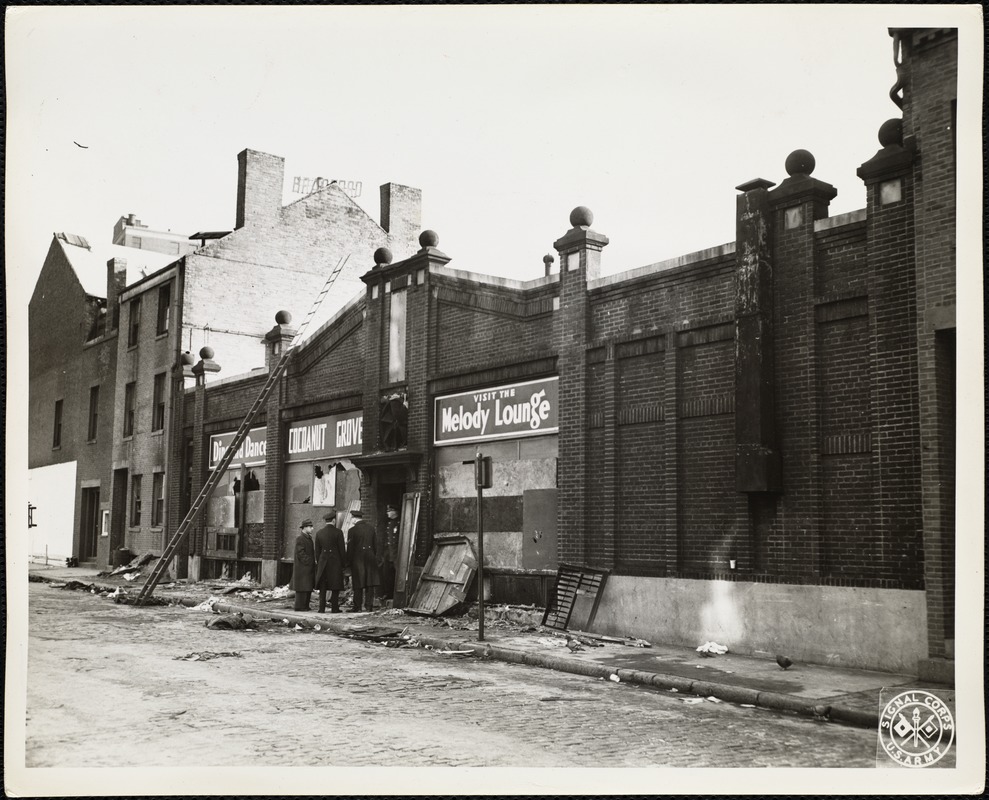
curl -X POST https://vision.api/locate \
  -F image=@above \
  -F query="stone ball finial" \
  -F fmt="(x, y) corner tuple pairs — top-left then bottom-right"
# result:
(199, 345), (215, 360)
(275, 309), (292, 325)
(543, 254), (555, 264)
(570, 206), (594, 228)
(180, 351), (195, 366)
(784, 149), (816, 177)
(878, 118), (903, 148)
(419, 230), (439, 249)
(373, 246), (393, 266)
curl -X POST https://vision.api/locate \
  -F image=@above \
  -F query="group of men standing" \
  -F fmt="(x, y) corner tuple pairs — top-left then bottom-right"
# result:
(289, 505), (401, 613)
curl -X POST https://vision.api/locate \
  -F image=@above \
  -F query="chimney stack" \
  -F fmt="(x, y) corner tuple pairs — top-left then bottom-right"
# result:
(106, 257), (127, 330)
(236, 149), (286, 229)
(379, 183), (422, 258)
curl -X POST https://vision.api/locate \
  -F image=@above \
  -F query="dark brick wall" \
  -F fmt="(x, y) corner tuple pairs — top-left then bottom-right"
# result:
(676, 336), (738, 571)
(903, 29), (958, 656)
(817, 309), (874, 577)
(169, 32), (954, 612)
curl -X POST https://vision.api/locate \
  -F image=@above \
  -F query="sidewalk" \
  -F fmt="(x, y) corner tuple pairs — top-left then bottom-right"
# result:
(28, 565), (951, 729)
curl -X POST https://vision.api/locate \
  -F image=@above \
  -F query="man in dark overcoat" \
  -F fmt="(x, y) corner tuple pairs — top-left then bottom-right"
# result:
(289, 519), (316, 611)
(314, 509), (346, 614)
(347, 510), (379, 612)
(376, 504), (400, 603)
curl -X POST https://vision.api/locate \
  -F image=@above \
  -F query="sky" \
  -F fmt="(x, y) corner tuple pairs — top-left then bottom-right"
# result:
(5, 4), (966, 296)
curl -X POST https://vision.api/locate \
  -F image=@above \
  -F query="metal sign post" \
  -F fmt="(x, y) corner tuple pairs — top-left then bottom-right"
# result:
(466, 451), (492, 641)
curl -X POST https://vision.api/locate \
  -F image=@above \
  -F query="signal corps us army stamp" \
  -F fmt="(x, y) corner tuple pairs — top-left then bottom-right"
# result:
(877, 689), (955, 768)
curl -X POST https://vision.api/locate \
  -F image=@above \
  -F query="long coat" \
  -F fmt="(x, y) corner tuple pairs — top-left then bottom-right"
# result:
(289, 531), (316, 593)
(376, 518), (400, 566)
(347, 520), (380, 589)
(314, 523), (346, 590)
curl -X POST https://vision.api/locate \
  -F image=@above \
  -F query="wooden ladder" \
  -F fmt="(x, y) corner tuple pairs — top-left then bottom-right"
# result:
(135, 255), (351, 604)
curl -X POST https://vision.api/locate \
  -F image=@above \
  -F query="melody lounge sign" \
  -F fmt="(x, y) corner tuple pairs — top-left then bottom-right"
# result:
(434, 377), (559, 445)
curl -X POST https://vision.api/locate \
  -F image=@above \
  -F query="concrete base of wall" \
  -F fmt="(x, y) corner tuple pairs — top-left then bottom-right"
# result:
(261, 559), (279, 589)
(591, 576), (928, 674)
(917, 657), (954, 686)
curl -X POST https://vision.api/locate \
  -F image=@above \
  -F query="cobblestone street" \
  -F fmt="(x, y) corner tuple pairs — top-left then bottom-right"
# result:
(23, 583), (879, 769)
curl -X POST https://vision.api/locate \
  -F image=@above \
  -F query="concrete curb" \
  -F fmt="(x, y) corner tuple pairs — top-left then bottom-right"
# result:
(409, 634), (878, 730)
(38, 580), (881, 731)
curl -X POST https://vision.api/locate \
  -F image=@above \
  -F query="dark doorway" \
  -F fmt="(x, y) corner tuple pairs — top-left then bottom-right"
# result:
(379, 481), (406, 526)
(110, 468), (128, 556)
(80, 488), (100, 561)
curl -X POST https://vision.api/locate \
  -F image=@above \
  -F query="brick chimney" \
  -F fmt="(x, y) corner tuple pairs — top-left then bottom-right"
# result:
(379, 183), (422, 259)
(106, 257), (127, 330)
(236, 149), (286, 229)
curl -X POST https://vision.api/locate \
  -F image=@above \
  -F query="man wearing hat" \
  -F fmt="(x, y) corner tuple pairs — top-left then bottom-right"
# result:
(346, 510), (379, 612)
(314, 509), (346, 614)
(290, 520), (316, 611)
(376, 504), (401, 604)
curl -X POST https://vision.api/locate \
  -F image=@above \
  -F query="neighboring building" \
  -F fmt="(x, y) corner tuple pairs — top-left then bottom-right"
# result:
(28, 149), (422, 572)
(178, 28), (956, 676)
(28, 233), (174, 565)
(112, 214), (199, 258)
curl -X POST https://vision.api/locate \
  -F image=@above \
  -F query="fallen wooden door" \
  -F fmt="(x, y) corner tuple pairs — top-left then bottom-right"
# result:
(406, 535), (477, 616)
(522, 488), (557, 570)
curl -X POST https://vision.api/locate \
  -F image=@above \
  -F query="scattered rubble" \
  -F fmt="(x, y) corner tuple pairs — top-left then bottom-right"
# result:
(205, 613), (258, 631)
(174, 651), (243, 662)
(340, 626), (420, 649)
(696, 641), (729, 657)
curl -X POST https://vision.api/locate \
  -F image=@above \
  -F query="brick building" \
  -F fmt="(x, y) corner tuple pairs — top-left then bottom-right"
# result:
(29, 149), (421, 572)
(178, 28), (956, 675)
(28, 234), (174, 565)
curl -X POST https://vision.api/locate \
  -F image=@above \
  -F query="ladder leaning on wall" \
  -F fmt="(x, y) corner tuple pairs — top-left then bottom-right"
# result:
(135, 255), (351, 605)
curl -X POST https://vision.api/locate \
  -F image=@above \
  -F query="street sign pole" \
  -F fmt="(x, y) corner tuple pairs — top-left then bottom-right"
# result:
(476, 451), (484, 642)
(466, 450), (492, 642)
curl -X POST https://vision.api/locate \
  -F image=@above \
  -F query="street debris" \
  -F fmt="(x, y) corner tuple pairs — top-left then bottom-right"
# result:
(102, 552), (157, 579)
(547, 628), (650, 648)
(682, 698), (705, 705)
(776, 654), (794, 670)
(193, 596), (222, 612)
(705, 696), (722, 703)
(340, 625), (421, 649)
(205, 613), (258, 631)
(696, 641), (729, 656)
(174, 651), (243, 662)
(58, 580), (97, 592)
(539, 696), (596, 702)
(609, 674), (620, 683)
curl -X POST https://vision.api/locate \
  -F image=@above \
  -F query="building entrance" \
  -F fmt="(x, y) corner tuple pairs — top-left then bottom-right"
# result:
(80, 487), (100, 561)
